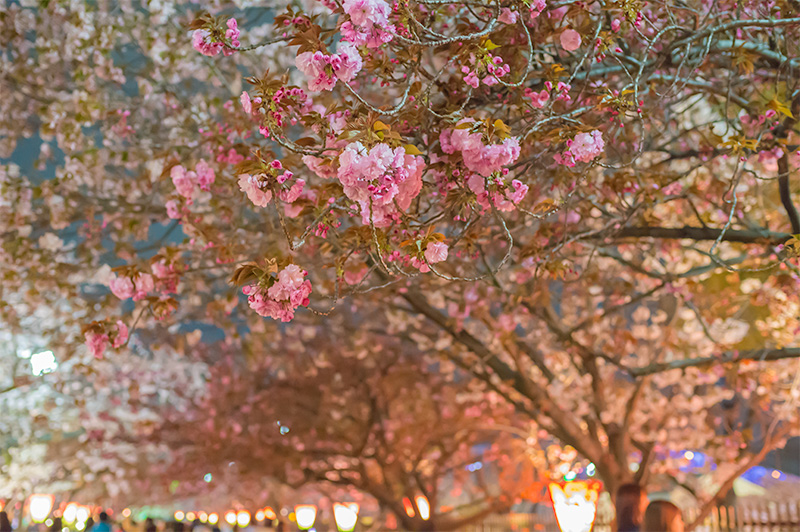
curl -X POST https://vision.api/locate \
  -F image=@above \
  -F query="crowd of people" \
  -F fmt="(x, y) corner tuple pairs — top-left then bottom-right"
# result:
(615, 484), (685, 532)
(2, 489), (683, 532)
(0, 511), (289, 532)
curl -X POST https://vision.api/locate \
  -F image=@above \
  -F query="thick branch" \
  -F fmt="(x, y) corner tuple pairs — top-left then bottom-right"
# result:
(628, 348), (800, 377)
(610, 226), (790, 244)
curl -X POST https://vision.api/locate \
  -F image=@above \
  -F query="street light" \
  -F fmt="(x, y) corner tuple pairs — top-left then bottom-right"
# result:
(332, 503), (359, 532)
(414, 496), (430, 521)
(29, 495), (55, 523)
(294, 505), (317, 530)
(548, 480), (602, 532)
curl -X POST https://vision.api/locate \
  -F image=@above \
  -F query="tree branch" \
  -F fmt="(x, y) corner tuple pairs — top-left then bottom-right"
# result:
(610, 226), (790, 244)
(627, 348), (800, 377)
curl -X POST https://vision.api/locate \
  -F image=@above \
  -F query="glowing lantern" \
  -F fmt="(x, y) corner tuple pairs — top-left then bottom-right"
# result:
(187, 512), (197, 522)
(264, 507), (277, 520)
(75, 506), (90, 524)
(29, 495), (56, 523)
(225, 511), (237, 525)
(208, 513), (219, 525)
(333, 503), (359, 532)
(174, 511), (185, 522)
(414, 496), (430, 521)
(547, 480), (603, 532)
(236, 511), (250, 527)
(294, 505), (317, 530)
(198, 512), (208, 523)
(254, 511), (264, 522)
(402, 498), (415, 518)
(63, 504), (79, 524)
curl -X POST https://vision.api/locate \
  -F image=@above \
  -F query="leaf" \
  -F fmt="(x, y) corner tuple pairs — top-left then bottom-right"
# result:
(403, 144), (423, 156)
(294, 137), (318, 147)
(533, 198), (556, 214)
(768, 98), (794, 119)
(485, 39), (500, 51)
(373, 120), (391, 131)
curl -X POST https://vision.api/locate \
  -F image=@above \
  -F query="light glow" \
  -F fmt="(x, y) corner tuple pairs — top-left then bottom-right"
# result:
(64, 504), (79, 524)
(236, 511), (250, 527)
(414, 496), (430, 521)
(30, 350), (58, 376)
(402, 498), (415, 518)
(199, 512), (208, 523)
(186, 512), (196, 522)
(29, 494), (56, 523)
(208, 513), (219, 525)
(548, 481), (602, 532)
(225, 511), (236, 525)
(264, 508), (277, 520)
(294, 505), (317, 530)
(333, 503), (359, 532)
(76, 506), (90, 524)
(174, 511), (185, 522)
(684, 451), (695, 460)
(122, 509), (131, 518)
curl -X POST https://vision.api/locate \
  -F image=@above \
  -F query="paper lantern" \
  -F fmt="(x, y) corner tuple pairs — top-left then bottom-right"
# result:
(294, 505), (317, 530)
(29, 495), (55, 523)
(547, 480), (602, 532)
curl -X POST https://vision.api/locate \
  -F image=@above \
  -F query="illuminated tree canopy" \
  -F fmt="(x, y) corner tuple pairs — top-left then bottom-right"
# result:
(2, 0), (800, 527)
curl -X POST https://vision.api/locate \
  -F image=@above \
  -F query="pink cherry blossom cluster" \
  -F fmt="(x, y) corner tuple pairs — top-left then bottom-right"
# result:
(242, 264), (312, 322)
(554, 130), (605, 167)
(85, 320), (128, 359)
(152, 259), (179, 294)
(461, 53), (511, 88)
(466, 174), (529, 212)
(340, 0), (395, 48)
(192, 18), (240, 56)
(224, 18), (241, 55)
(295, 42), (362, 92)
(238, 160), (304, 208)
(439, 121), (521, 177)
(170, 160), (216, 199)
(110, 273), (155, 301)
(336, 141), (425, 226)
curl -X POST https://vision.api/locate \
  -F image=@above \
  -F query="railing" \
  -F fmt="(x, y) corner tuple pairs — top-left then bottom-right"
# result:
(464, 501), (800, 532)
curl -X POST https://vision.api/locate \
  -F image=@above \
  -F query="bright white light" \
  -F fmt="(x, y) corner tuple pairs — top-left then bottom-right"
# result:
(198, 512), (208, 523)
(225, 511), (236, 525)
(548, 482), (601, 532)
(333, 504), (359, 532)
(684, 451), (694, 460)
(586, 463), (596, 477)
(64, 504), (79, 524)
(76, 506), (90, 523)
(76, 522), (86, 531)
(174, 511), (185, 522)
(29, 494), (55, 523)
(294, 505), (317, 530)
(30, 350), (58, 376)
(414, 496), (430, 521)
(255, 511), (265, 522)
(236, 511), (250, 527)
(208, 513), (219, 525)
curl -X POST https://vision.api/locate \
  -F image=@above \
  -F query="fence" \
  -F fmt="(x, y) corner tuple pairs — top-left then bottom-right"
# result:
(465, 501), (800, 532)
